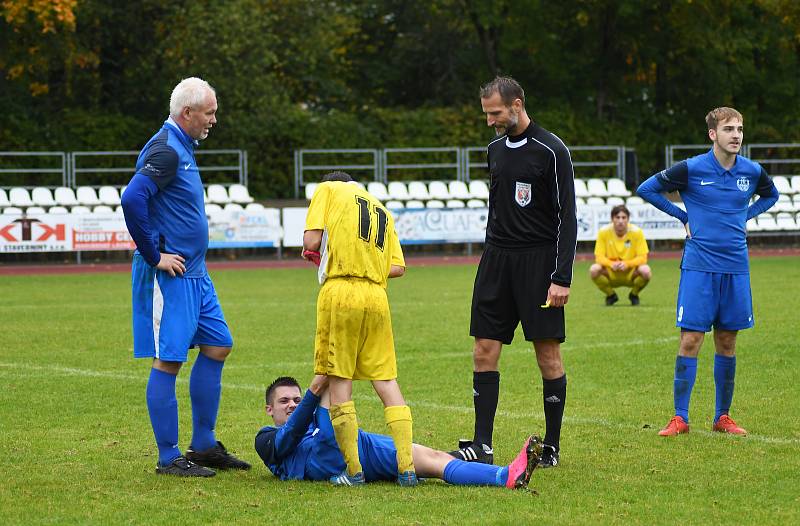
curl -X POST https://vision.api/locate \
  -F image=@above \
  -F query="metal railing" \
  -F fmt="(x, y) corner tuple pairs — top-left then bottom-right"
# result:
(0, 151), (69, 188)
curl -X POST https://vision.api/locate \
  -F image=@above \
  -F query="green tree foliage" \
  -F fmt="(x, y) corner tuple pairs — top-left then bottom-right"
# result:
(2, 0), (800, 196)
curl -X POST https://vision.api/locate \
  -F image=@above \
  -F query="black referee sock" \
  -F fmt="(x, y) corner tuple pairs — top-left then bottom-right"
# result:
(542, 374), (567, 450)
(472, 371), (500, 448)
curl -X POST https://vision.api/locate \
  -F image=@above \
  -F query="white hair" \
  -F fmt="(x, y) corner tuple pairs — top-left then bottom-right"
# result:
(169, 77), (215, 118)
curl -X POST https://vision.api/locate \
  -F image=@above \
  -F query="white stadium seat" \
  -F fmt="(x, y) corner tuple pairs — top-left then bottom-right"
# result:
(114, 205), (124, 215)
(224, 203), (244, 212)
(205, 203), (223, 215)
(757, 214), (778, 231)
(468, 180), (490, 199)
(0, 189), (9, 207)
(448, 180), (472, 200)
(384, 200), (404, 209)
(387, 182), (411, 200)
(793, 194), (800, 211)
(245, 202), (265, 211)
(774, 194), (794, 213)
(791, 175), (800, 194)
(746, 218), (760, 232)
(32, 187), (57, 207)
(626, 196), (645, 206)
(426, 199), (445, 208)
(3, 206), (23, 215)
(586, 197), (605, 205)
(606, 196), (625, 206)
(405, 200), (425, 209)
(93, 205), (114, 213)
(772, 176), (792, 194)
(575, 197), (586, 207)
(9, 187), (34, 207)
(367, 182), (390, 202)
(71, 205), (92, 214)
(26, 206), (47, 214)
(54, 187), (79, 206)
(98, 186), (121, 206)
(49, 206), (69, 214)
(350, 181), (366, 190)
(207, 184), (230, 204)
(228, 183), (254, 203)
(466, 199), (486, 208)
(775, 212), (798, 230)
(428, 181), (451, 200)
(408, 181), (431, 200)
(446, 199), (466, 208)
(76, 186), (101, 206)
(573, 179), (590, 198)
(606, 178), (631, 197)
(304, 183), (319, 200)
(587, 178), (610, 197)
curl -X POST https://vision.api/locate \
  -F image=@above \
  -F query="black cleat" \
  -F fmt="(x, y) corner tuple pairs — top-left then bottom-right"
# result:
(605, 293), (619, 306)
(156, 455), (216, 477)
(537, 444), (559, 468)
(629, 292), (640, 306)
(449, 440), (494, 464)
(185, 441), (251, 470)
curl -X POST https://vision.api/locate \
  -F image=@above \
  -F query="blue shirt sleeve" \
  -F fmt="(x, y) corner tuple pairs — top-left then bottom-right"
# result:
(636, 161), (690, 224)
(121, 174), (161, 266)
(253, 389), (320, 465)
(139, 143), (179, 189)
(746, 167), (779, 220)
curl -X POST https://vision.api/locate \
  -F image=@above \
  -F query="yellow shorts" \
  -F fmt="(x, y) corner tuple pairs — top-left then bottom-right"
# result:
(607, 267), (637, 288)
(314, 277), (397, 381)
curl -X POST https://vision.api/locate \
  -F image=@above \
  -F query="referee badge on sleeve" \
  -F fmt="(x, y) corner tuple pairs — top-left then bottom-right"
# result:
(515, 181), (532, 207)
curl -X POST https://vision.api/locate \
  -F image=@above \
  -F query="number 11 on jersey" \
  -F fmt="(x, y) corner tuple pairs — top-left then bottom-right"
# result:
(356, 196), (388, 250)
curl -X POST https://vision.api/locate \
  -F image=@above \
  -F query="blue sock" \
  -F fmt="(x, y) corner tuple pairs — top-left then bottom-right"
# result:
(146, 368), (181, 466)
(189, 353), (225, 451)
(714, 354), (736, 423)
(443, 459), (505, 486)
(673, 356), (697, 423)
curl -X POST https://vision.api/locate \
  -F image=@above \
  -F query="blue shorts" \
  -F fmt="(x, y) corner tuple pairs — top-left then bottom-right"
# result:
(358, 430), (398, 482)
(131, 254), (233, 362)
(676, 269), (754, 332)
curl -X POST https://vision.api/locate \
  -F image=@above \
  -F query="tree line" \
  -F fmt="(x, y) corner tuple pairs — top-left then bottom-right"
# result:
(2, 0), (799, 197)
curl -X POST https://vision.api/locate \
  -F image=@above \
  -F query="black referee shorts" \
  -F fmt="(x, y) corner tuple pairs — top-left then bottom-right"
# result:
(469, 244), (566, 344)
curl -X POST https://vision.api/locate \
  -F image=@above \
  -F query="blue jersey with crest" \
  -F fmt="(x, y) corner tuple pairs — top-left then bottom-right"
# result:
(122, 118), (208, 277)
(637, 149), (778, 274)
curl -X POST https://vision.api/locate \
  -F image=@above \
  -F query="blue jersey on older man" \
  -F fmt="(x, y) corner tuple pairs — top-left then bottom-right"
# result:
(122, 118), (209, 277)
(637, 149), (778, 274)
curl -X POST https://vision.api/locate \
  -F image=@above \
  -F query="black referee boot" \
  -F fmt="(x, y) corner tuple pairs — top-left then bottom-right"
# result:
(449, 439), (494, 464)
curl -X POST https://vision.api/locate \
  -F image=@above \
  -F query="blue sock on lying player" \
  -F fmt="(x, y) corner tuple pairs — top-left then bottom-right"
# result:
(189, 353), (225, 451)
(674, 355), (697, 423)
(146, 368), (181, 465)
(443, 459), (509, 486)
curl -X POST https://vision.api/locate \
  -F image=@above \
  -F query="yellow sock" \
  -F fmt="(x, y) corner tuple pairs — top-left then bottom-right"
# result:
(592, 274), (614, 296)
(384, 405), (414, 474)
(632, 276), (648, 296)
(330, 401), (362, 476)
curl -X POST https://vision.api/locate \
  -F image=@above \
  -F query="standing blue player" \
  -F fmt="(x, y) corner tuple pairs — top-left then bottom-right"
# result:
(121, 77), (250, 476)
(255, 375), (542, 489)
(637, 107), (779, 437)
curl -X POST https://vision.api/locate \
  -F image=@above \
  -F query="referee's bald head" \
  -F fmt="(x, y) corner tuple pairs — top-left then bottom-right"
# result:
(480, 76), (525, 108)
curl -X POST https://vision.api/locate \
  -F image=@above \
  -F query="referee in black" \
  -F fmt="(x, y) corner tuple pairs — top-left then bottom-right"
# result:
(450, 76), (577, 468)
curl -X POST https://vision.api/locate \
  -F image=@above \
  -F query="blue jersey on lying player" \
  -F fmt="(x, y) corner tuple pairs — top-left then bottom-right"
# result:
(637, 148), (778, 274)
(254, 377), (542, 488)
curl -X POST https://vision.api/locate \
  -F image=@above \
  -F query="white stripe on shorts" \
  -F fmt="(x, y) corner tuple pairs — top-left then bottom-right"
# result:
(152, 275), (164, 359)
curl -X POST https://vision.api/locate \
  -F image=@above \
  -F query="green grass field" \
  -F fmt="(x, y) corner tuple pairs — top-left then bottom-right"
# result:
(2, 256), (799, 525)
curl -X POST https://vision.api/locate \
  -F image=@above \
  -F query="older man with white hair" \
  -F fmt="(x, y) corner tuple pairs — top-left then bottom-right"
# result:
(121, 77), (250, 476)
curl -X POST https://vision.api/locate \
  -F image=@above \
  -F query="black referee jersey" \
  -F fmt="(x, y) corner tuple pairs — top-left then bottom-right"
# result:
(484, 121), (578, 287)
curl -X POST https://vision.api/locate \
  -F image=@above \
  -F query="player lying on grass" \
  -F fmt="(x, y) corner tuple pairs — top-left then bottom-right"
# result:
(254, 375), (542, 489)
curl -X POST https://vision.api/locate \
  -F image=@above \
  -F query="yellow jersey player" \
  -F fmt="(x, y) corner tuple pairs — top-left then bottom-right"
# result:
(302, 171), (416, 487)
(589, 204), (652, 305)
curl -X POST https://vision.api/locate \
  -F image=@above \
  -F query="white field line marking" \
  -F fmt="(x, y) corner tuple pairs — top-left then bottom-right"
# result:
(1, 361), (797, 446)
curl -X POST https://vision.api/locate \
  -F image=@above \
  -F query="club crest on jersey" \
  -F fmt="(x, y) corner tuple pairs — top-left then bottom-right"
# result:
(736, 176), (750, 192)
(515, 181), (532, 207)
